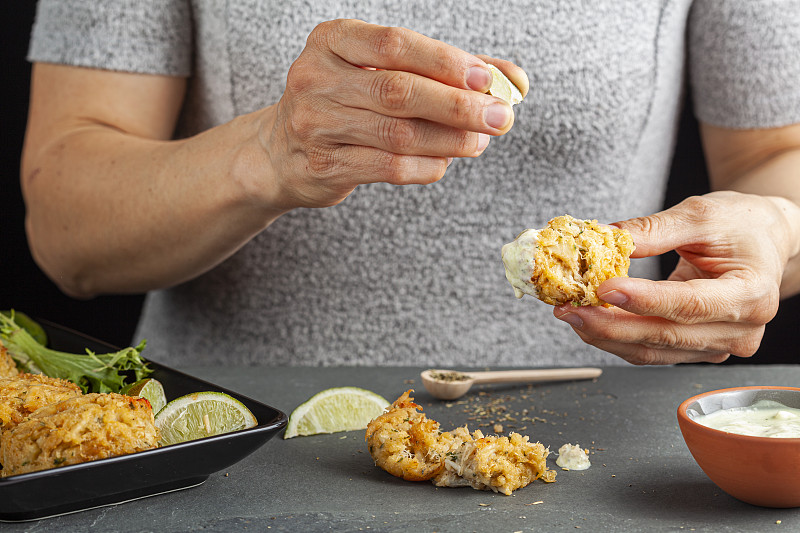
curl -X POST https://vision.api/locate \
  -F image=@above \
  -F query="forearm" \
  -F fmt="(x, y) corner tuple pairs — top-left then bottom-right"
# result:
(21, 109), (284, 297)
(711, 149), (800, 298)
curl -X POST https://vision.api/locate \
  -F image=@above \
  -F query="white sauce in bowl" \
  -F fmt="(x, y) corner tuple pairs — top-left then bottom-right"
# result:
(693, 400), (800, 438)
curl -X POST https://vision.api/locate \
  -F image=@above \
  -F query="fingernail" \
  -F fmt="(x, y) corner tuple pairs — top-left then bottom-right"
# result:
(556, 311), (583, 329)
(476, 133), (490, 152)
(599, 290), (628, 306)
(446, 157), (454, 167)
(466, 66), (491, 92)
(485, 103), (511, 129)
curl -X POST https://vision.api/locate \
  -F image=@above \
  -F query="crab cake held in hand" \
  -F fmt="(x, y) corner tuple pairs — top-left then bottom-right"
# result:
(1, 393), (159, 477)
(0, 373), (82, 431)
(365, 390), (453, 481)
(502, 215), (635, 307)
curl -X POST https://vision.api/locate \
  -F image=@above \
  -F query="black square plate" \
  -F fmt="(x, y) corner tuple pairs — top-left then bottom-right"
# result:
(0, 320), (287, 522)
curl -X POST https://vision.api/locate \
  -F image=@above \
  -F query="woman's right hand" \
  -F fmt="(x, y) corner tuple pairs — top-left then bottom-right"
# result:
(257, 19), (528, 210)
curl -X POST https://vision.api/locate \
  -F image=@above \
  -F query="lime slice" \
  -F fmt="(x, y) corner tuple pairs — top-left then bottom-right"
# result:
(487, 64), (524, 105)
(122, 378), (167, 414)
(154, 391), (258, 446)
(284, 386), (390, 439)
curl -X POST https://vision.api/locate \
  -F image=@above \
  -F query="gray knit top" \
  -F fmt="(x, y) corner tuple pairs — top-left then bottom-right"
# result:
(29, 0), (800, 367)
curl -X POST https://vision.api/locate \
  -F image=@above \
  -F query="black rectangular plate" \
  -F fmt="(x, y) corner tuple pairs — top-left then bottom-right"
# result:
(0, 320), (287, 522)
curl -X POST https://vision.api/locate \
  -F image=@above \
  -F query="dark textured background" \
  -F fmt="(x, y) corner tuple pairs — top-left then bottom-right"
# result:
(2, 3), (795, 361)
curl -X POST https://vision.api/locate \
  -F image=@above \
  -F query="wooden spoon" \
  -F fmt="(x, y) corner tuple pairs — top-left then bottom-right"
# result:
(420, 367), (602, 400)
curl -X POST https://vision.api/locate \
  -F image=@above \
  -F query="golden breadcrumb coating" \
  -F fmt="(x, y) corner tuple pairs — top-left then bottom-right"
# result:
(0, 373), (82, 431)
(502, 214), (635, 306)
(366, 390), (554, 494)
(1, 393), (159, 477)
(0, 345), (19, 379)
(365, 390), (450, 481)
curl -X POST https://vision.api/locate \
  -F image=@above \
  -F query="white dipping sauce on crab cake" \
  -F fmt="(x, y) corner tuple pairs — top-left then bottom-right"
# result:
(694, 400), (800, 438)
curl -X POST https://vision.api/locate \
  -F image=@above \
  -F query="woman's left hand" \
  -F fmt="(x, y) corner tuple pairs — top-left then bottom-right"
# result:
(553, 191), (800, 364)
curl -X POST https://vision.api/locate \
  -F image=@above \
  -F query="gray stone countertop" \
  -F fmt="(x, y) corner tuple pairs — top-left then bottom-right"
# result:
(4, 364), (800, 532)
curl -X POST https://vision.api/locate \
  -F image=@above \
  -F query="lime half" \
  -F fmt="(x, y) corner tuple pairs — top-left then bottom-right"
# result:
(122, 378), (167, 414)
(284, 386), (390, 439)
(487, 64), (524, 105)
(154, 391), (258, 446)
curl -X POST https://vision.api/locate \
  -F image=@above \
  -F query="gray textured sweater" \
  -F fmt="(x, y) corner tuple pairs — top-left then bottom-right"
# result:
(29, 0), (800, 367)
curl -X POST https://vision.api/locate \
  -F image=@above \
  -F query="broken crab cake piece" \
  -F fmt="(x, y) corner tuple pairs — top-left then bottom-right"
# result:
(433, 428), (555, 495)
(367, 391), (555, 495)
(502, 215), (635, 307)
(365, 390), (451, 481)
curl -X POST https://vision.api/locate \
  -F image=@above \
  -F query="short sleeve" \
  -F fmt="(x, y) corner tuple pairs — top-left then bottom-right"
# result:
(28, 0), (193, 77)
(689, 0), (800, 129)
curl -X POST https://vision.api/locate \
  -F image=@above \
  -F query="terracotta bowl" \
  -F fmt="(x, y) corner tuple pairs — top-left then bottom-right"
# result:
(677, 386), (800, 508)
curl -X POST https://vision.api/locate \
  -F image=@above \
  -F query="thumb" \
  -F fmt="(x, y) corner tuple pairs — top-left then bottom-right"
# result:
(614, 199), (709, 259)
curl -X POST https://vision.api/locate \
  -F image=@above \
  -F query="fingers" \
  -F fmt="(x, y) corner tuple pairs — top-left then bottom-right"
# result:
(334, 108), (490, 157)
(294, 143), (450, 202)
(613, 200), (708, 259)
(315, 19), (491, 91)
(345, 67), (514, 134)
(596, 275), (778, 326)
(553, 304), (763, 364)
(574, 332), (734, 365)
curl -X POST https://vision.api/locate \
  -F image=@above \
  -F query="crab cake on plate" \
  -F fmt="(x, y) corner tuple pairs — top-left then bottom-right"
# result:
(1, 393), (159, 477)
(0, 373), (82, 431)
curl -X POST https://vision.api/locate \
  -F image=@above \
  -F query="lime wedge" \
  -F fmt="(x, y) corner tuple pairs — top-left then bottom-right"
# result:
(154, 391), (258, 446)
(122, 378), (167, 414)
(284, 387), (390, 439)
(487, 64), (524, 105)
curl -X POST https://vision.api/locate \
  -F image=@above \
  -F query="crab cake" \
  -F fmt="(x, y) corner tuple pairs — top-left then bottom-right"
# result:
(433, 429), (555, 495)
(1, 393), (159, 477)
(367, 391), (555, 495)
(502, 215), (635, 307)
(0, 373), (82, 431)
(0, 345), (19, 379)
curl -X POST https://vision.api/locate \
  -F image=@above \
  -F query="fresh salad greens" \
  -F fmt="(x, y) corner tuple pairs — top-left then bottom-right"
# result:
(0, 311), (152, 393)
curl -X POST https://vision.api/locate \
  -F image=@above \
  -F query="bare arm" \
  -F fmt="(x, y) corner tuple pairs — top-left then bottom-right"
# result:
(22, 64), (284, 298)
(700, 122), (800, 298)
(22, 20), (527, 298)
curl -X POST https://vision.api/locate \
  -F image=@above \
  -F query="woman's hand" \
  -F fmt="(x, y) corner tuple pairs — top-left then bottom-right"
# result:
(257, 19), (528, 210)
(553, 191), (800, 364)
